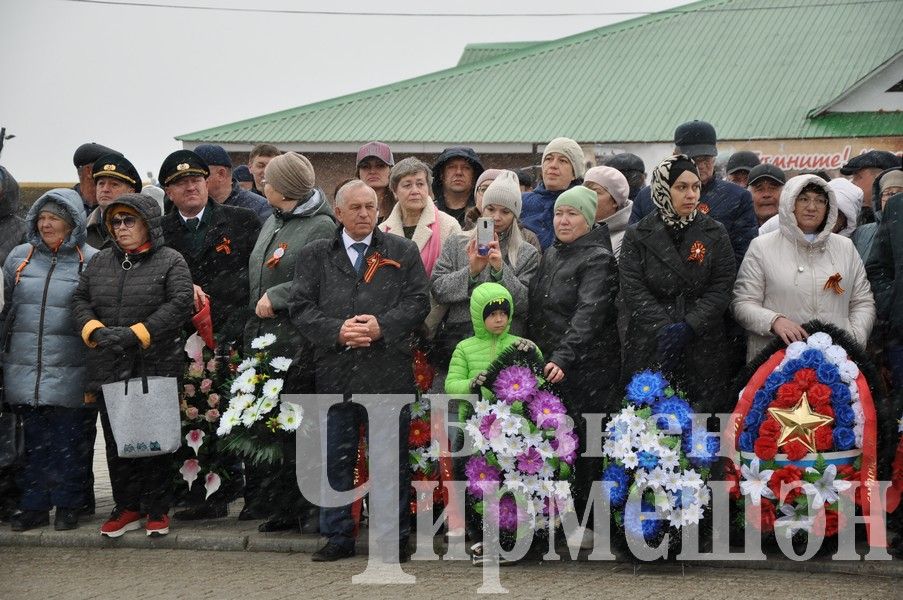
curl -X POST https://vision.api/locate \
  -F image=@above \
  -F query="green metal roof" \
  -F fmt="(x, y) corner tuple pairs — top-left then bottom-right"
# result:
(178, 0), (903, 145)
(456, 41), (542, 67)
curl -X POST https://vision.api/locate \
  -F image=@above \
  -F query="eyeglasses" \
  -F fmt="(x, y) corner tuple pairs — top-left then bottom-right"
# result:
(110, 215), (138, 230)
(794, 194), (828, 207)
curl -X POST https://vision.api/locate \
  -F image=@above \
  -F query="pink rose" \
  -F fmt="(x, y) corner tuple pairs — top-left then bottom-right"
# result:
(206, 359), (217, 373)
(187, 362), (204, 379)
(207, 393), (220, 408)
(185, 406), (199, 420)
(200, 378), (213, 393)
(183, 384), (196, 398)
(205, 409), (220, 423)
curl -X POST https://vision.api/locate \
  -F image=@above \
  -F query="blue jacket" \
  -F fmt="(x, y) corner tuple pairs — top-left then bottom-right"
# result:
(225, 179), (272, 222)
(520, 180), (582, 250)
(629, 177), (757, 265)
(1, 189), (98, 408)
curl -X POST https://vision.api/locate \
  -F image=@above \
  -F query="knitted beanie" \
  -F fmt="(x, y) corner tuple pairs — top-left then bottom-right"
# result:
(38, 200), (75, 228)
(264, 152), (315, 200)
(474, 168), (502, 192)
(482, 296), (511, 320)
(481, 170), (522, 217)
(583, 166), (630, 208)
(543, 137), (586, 179)
(880, 170), (903, 192)
(554, 185), (597, 228)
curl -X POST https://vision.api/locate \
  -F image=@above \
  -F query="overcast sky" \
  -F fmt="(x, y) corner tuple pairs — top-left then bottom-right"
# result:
(1, 0), (688, 182)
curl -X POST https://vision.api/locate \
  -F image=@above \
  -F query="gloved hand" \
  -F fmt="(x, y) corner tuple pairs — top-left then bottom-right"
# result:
(516, 339), (537, 354)
(470, 371), (488, 391)
(108, 326), (140, 349)
(90, 327), (124, 355)
(657, 322), (694, 373)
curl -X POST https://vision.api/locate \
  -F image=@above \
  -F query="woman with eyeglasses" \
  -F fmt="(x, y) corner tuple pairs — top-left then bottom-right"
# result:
(72, 193), (193, 539)
(733, 174), (875, 360)
(0, 189), (97, 532)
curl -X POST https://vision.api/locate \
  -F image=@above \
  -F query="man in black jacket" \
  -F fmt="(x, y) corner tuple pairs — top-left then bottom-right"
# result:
(289, 180), (430, 563)
(158, 150), (261, 519)
(431, 146), (484, 226)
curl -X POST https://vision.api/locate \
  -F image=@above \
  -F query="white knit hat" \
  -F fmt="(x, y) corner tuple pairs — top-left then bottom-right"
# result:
(542, 137), (586, 179)
(482, 170), (522, 217)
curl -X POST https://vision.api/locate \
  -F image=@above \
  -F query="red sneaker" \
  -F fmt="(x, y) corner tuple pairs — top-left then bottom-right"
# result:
(100, 508), (142, 538)
(145, 513), (170, 537)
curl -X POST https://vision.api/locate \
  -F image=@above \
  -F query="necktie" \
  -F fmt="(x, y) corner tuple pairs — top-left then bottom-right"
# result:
(351, 242), (368, 274)
(185, 217), (200, 231)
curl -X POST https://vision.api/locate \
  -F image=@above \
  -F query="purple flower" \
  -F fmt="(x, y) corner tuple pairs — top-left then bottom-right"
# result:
(493, 366), (537, 404)
(551, 431), (579, 465)
(488, 495), (525, 531)
(527, 391), (566, 428)
(516, 447), (545, 475)
(478, 413), (497, 438)
(464, 456), (501, 499)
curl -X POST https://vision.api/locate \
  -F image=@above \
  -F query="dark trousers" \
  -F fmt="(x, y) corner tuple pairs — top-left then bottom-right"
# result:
(320, 402), (410, 551)
(18, 406), (86, 511)
(78, 406), (98, 509)
(99, 399), (172, 516)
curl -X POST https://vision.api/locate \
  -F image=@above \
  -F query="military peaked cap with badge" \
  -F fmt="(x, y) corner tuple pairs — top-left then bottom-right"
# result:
(159, 150), (210, 186)
(92, 153), (142, 192)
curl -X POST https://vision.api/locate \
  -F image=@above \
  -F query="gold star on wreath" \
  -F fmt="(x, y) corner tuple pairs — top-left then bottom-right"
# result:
(767, 392), (834, 453)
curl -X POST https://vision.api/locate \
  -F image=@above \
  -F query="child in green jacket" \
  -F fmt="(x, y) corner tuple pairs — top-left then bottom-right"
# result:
(444, 281), (540, 564)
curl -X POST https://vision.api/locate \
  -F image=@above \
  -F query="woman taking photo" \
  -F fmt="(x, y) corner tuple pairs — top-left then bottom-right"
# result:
(432, 170), (540, 362)
(733, 174), (875, 359)
(1, 189), (97, 532)
(620, 155), (737, 414)
(527, 185), (620, 545)
(73, 193), (194, 538)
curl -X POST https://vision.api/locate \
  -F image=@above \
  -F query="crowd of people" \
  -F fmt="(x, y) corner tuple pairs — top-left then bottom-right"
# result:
(0, 119), (900, 563)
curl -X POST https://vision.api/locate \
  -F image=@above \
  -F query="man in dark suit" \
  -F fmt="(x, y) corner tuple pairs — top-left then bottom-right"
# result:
(158, 150), (261, 519)
(289, 179), (430, 563)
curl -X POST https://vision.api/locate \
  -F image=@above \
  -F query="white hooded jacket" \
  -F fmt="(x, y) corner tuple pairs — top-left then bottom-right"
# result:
(732, 174), (875, 360)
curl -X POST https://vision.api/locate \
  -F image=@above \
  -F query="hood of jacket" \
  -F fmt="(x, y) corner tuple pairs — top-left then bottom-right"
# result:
(778, 174), (838, 246)
(431, 147), (485, 201)
(26, 188), (88, 250)
(275, 187), (334, 222)
(827, 177), (862, 237)
(603, 198), (633, 234)
(873, 167), (903, 212)
(105, 192), (165, 252)
(0, 166), (20, 219)
(470, 281), (514, 341)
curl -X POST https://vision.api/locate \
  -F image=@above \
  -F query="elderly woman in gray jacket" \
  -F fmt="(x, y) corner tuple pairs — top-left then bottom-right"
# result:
(431, 170), (540, 365)
(1, 189), (97, 532)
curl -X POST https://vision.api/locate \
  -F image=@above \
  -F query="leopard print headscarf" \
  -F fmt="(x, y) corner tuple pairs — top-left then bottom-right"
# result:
(651, 154), (699, 230)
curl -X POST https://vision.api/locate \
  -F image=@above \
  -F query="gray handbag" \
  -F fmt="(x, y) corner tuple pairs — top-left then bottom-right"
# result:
(102, 370), (180, 459)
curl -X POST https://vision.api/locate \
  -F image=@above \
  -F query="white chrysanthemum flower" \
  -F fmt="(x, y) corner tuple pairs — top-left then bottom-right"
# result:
(474, 398), (491, 416)
(251, 333), (277, 349)
(537, 463), (555, 480)
(241, 407), (261, 427)
(424, 439), (441, 460)
(806, 332), (832, 351)
(611, 438), (633, 461)
(276, 403), (301, 430)
(490, 402), (512, 420)
(622, 453), (639, 469)
(535, 440), (556, 460)
(694, 484), (711, 507)
(824, 344), (847, 366)
(659, 449), (680, 470)
(216, 409), (241, 436)
(784, 340), (808, 360)
(740, 458), (776, 506)
(681, 503), (704, 526)
(681, 469), (704, 490)
(522, 430), (544, 449)
(230, 368), (257, 394)
(499, 414), (524, 437)
(261, 378), (284, 399)
(633, 469), (649, 489)
(258, 397), (277, 414)
(553, 481), (571, 502)
(269, 356), (292, 372)
(497, 453), (517, 473)
(638, 431), (663, 453)
(603, 439), (617, 457)
(237, 357), (259, 373)
(499, 434), (525, 457)
(646, 467), (668, 490)
(663, 470), (683, 493)
(839, 360), (859, 384)
(505, 473), (527, 494)
(471, 433), (489, 453)
(229, 393), (256, 412)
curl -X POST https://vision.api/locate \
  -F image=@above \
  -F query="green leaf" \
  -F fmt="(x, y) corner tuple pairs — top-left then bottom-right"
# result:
(803, 471), (821, 484)
(659, 436), (679, 449)
(813, 454), (828, 472)
(614, 511), (623, 527)
(559, 463), (572, 479)
(678, 457), (689, 470)
(511, 401), (524, 415)
(636, 407), (652, 419)
(474, 501), (485, 515)
(853, 456), (862, 470)
(664, 386), (675, 398)
(485, 451), (500, 468)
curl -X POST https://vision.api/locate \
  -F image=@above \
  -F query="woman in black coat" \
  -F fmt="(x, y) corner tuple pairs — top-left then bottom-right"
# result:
(527, 185), (620, 544)
(619, 155), (736, 415)
(72, 193), (194, 539)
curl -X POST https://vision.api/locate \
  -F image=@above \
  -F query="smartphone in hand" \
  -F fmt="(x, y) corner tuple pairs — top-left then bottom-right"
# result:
(477, 217), (494, 256)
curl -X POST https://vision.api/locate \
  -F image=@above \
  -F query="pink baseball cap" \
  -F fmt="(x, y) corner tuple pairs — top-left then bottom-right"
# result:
(356, 141), (394, 166)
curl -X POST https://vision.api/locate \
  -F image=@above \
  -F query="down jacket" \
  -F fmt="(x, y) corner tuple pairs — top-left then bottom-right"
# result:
(1, 189), (98, 408)
(527, 224), (620, 412)
(72, 193), (194, 392)
(732, 174), (875, 360)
